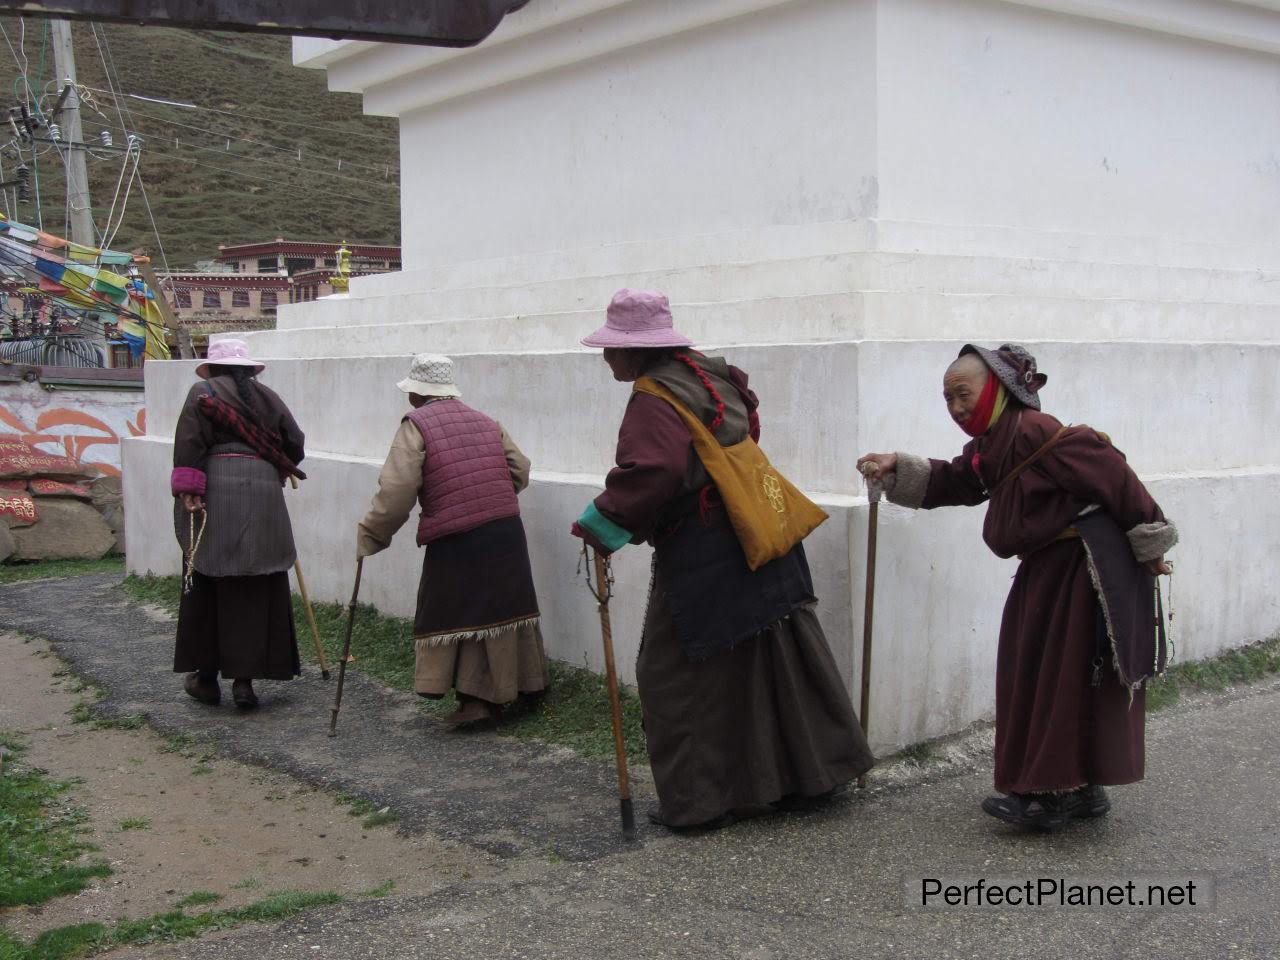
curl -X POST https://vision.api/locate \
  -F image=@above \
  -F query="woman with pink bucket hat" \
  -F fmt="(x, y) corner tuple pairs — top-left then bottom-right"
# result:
(572, 289), (873, 832)
(171, 339), (307, 710)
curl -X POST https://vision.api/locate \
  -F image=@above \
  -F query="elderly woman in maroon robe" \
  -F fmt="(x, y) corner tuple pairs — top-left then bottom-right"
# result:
(858, 344), (1177, 831)
(572, 289), (872, 832)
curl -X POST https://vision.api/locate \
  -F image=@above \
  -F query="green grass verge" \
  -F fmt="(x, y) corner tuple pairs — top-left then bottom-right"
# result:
(0, 733), (111, 910)
(1, 890), (343, 960)
(0, 559), (125, 586)
(1146, 637), (1280, 712)
(173, 891), (223, 909)
(121, 573), (648, 760)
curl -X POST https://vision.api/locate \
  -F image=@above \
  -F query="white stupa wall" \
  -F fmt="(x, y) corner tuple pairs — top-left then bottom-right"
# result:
(126, 0), (1280, 752)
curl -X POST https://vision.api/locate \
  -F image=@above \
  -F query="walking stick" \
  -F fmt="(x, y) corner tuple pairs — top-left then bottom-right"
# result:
(858, 475), (882, 789)
(328, 558), (363, 737)
(584, 544), (636, 840)
(288, 476), (330, 680)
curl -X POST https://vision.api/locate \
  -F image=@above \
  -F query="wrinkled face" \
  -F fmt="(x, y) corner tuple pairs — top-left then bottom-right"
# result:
(602, 348), (646, 382)
(942, 355), (990, 429)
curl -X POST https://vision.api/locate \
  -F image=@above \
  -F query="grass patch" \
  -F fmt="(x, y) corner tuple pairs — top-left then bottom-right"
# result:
(894, 741), (938, 766)
(0, 732), (112, 910)
(68, 698), (147, 732)
(361, 809), (398, 830)
(1147, 637), (1280, 712)
(117, 817), (150, 832)
(335, 792), (378, 818)
(4, 890), (343, 960)
(360, 880), (396, 899)
(120, 575), (649, 760)
(0, 558), (125, 585)
(174, 891), (223, 909)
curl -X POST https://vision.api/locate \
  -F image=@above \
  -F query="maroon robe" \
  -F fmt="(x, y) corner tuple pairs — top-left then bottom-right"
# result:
(918, 407), (1167, 794)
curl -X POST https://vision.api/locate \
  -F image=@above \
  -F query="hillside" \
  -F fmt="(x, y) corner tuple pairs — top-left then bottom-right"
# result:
(0, 18), (400, 268)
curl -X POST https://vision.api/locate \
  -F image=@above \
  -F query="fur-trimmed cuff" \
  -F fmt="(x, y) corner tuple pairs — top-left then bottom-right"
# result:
(885, 453), (930, 509)
(1127, 520), (1178, 563)
(171, 466), (207, 496)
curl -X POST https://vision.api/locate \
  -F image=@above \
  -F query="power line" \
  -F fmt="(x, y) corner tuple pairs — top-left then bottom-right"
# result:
(83, 91), (400, 179)
(86, 115), (400, 190)
(135, 142), (400, 210)
(124, 88), (400, 146)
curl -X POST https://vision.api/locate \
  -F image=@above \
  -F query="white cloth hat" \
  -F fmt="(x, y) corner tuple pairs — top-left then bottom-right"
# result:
(397, 353), (461, 398)
(196, 338), (266, 379)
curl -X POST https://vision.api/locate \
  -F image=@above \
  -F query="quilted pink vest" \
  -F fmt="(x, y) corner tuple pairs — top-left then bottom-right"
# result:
(405, 400), (520, 545)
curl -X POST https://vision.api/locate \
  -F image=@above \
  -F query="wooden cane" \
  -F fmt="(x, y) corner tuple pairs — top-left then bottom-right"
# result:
(590, 547), (636, 840)
(328, 558), (363, 737)
(288, 476), (330, 680)
(858, 480), (882, 789)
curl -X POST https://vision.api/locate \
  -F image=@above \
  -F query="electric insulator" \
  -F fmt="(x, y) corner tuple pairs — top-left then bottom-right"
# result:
(47, 123), (61, 141)
(99, 129), (113, 147)
(126, 134), (141, 155)
(15, 164), (30, 202)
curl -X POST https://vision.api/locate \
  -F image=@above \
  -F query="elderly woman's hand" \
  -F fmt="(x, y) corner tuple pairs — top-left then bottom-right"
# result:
(856, 453), (898, 484)
(180, 493), (205, 513)
(1146, 558), (1173, 576)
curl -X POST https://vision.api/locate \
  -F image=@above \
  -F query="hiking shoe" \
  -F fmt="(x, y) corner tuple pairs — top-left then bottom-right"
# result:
(646, 804), (736, 833)
(981, 792), (1069, 832)
(771, 783), (849, 813)
(444, 698), (498, 729)
(231, 679), (259, 710)
(1062, 784), (1111, 819)
(183, 672), (221, 706)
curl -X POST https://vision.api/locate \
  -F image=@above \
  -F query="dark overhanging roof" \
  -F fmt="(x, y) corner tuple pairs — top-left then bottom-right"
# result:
(0, 1), (533, 47)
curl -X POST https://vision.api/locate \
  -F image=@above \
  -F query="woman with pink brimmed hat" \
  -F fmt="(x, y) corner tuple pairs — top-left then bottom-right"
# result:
(571, 289), (872, 832)
(171, 339), (307, 710)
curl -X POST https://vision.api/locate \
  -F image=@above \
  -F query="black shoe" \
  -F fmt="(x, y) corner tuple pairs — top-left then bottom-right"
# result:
(646, 804), (736, 833)
(231, 679), (258, 710)
(1061, 784), (1111, 819)
(183, 672), (221, 706)
(771, 783), (848, 813)
(981, 792), (1069, 832)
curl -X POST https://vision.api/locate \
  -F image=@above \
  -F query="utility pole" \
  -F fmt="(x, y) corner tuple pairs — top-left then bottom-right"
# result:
(48, 18), (94, 249)
(49, 18), (108, 362)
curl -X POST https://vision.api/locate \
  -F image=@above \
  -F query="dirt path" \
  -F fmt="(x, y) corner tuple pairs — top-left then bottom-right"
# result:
(0, 630), (507, 941)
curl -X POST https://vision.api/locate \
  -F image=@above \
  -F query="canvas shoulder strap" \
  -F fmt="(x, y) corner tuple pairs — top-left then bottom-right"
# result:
(633, 376), (716, 445)
(989, 422), (1114, 496)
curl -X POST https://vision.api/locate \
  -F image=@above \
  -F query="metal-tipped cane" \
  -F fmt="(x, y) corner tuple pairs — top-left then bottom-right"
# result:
(328, 558), (363, 737)
(858, 474), (882, 789)
(288, 476), (331, 680)
(583, 544), (636, 840)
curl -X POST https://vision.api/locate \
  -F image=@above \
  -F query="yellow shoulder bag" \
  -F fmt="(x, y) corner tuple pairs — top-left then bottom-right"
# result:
(634, 376), (827, 571)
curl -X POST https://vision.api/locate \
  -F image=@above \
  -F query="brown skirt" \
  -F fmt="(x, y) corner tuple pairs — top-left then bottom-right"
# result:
(173, 571), (300, 681)
(637, 576), (873, 827)
(413, 621), (548, 704)
(996, 538), (1144, 794)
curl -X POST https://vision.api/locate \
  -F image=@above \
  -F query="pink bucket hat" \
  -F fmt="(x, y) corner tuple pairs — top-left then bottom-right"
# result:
(581, 289), (694, 349)
(196, 338), (266, 379)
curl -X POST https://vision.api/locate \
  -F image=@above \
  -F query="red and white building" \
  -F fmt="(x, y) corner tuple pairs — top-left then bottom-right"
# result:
(160, 237), (401, 334)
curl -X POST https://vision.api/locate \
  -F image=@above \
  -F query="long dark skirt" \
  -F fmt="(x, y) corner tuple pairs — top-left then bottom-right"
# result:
(995, 538), (1144, 794)
(174, 571), (300, 681)
(636, 576), (873, 827)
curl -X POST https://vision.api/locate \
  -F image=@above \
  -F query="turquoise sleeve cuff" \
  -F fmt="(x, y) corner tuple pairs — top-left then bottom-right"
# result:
(577, 502), (634, 553)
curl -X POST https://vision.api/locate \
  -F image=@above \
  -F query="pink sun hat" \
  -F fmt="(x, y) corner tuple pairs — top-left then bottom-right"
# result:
(581, 289), (694, 349)
(196, 338), (266, 379)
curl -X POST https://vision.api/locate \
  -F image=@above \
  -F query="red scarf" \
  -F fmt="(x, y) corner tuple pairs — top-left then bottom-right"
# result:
(961, 374), (1007, 438)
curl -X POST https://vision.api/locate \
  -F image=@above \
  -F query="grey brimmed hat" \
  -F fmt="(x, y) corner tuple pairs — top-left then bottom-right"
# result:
(397, 353), (462, 398)
(959, 343), (1047, 410)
